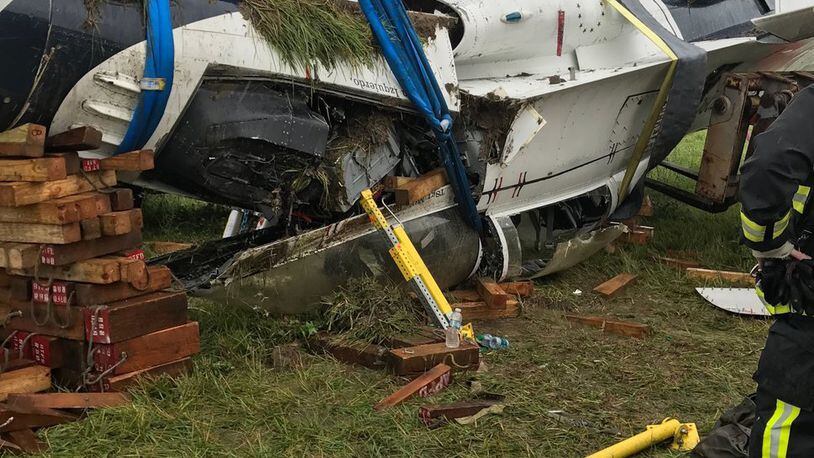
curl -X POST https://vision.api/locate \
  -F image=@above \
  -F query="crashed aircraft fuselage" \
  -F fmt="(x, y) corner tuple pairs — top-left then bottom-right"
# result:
(2, 0), (814, 311)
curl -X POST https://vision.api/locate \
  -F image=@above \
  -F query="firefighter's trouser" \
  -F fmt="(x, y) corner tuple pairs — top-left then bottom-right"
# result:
(750, 388), (814, 457)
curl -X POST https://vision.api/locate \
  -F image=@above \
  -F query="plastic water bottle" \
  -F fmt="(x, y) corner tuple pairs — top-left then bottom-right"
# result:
(445, 327), (460, 348)
(449, 308), (463, 330)
(478, 334), (510, 350)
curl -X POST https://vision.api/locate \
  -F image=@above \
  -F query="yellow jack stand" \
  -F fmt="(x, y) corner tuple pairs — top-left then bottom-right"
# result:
(587, 418), (700, 458)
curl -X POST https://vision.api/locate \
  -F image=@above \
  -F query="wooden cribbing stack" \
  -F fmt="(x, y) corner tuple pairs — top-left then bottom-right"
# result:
(0, 124), (200, 451)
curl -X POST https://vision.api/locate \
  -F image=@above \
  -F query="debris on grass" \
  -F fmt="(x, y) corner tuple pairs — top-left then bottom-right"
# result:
(322, 277), (426, 345)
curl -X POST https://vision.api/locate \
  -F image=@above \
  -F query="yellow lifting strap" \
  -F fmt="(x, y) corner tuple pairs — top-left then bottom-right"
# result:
(607, 0), (680, 201)
(359, 190), (454, 327)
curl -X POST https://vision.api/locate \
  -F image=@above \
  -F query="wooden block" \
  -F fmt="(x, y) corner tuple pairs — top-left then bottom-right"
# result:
(565, 314), (651, 339)
(388, 342), (479, 376)
(0, 402), (76, 432)
(309, 332), (388, 369)
(5, 429), (46, 453)
(45, 126), (103, 152)
(621, 225), (654, 246)
(80, 217), (102, 241)
(383, 176), (415, 189)
(6, 392), (130, 410)
(30, 336), (87, 370)
(84, 291), (189, 344)
(0, 200), (82, 225)
(386, 327), (444, 348)
(476, 277), (509, 309)
(374, 364), (451, 411)
(499, 281), (534, 297)
(0, 124), (46, 157)
(107, 188), (134, 212)
(419, 399), (504, 427)
(4, 244), (40, 270)
(4, 302), (86, 340)
(0, 221), (81, 244)
(394, 169), (447, 206)
(90, 357), (193, 392)
(145, 241), (194, 256)
(106, 256), (148, 288)
(49, 193), (99, 220)
(448, 290), (481, 302)
(593, 273), (638, 298)
(0, 157), (66, 182)
(13, 257), (122, 284)
(47, 152), (80, 175)
(94, 322), (200, 375)
(38, 229), (142, 266)
(686, 268), (755, 286)
(99, 150), (154, 171)
(0, 171), (116, 206)
(657, 256), (701, 269)
(455, 300), (520, 321)
(0, 366), (50, 401)
(74, 266), (171, 306)
(100, 210), (140, 236)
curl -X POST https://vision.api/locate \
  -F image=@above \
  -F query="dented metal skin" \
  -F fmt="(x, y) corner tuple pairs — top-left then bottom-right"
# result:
(3, 0), (814, 310)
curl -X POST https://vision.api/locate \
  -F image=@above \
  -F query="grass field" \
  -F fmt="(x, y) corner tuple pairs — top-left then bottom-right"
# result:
(40, 133), (768, 457)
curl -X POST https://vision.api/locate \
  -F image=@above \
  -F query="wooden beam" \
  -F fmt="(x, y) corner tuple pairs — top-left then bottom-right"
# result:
(388, 342), (479, 376)
(419, 399), (504, 427)
(5, 429), (46, 453)
(0, 402), (76, 432)
(374, 364), (451, 411)
(100, 209), (141, 236)
(0, 157), (66, 182)
(45, 126), (103, 152)
(83, 291), (189, 343)
(89, 357), (193, 392)
(94, 322), (200, 375)
(30, 336), (87, 370)
(565, 314), (651, 339)
(0, 199), (82, 225)
(108, 188), (134, 212)
(4, 244), (41, 270)
(447, 290), (481, 302)
(657, 256), (701, 269)
(593, 273), (638, 298)
(686, 268), (755, 286)
(0, 124), (46, 158)
(47, 152), (80, 175)
(80, 217), (102, 241)
(0, 221), (82, 244)
(309, 332), (388, 369)
(145, 241), (193, 256)
(6, 393), (130, 410)
(73, 265), (171, 306)
(11, 257), (123, 284)
(394, 169), (447, 206)
(475, 277), (509, 309)
(99, 150), (155, 171)
(499, 281), (534, 297)
(38, 229), (142, 266)
(50, 193), (101, 220)
(454, 300), (520, 321)
(0, 171), (116, 206)
(0, 366), (51, 402)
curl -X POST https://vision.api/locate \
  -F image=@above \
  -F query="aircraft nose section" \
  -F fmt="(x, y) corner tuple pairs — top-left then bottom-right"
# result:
(0, 1), (51, 130)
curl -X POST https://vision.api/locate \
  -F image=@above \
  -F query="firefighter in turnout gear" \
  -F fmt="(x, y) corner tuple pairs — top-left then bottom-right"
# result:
(740, 84), (814, 457)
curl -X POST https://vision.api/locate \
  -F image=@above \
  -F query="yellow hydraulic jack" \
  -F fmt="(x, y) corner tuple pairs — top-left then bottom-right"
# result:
(359, 189), (474, 340)
(587, 418), (700, 458)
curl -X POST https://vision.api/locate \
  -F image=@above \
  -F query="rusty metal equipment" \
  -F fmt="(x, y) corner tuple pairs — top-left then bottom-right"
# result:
(647, 72), (814, 212)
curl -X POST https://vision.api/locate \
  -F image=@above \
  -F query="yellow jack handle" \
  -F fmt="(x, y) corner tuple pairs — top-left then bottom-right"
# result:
(587, 418), (699, 458)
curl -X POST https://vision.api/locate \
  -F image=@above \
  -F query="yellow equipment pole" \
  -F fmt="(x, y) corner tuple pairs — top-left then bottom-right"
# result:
(587, 419), (699, 458)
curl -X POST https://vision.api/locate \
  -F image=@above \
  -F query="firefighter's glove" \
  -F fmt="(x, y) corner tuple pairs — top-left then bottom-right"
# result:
(759, 259), (791, 307)
(786, 259), (814, 315)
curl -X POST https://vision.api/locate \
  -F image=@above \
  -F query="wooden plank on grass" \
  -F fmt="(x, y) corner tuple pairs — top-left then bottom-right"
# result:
(593, 273), (638, 298)
(94, 322), (200, 375)
(45, 126), (102, 152)
(565, 314), (651, 339)
(455, 300), (520, 321)
(0, 124), (46, 157)
(476, 277), (509, 309)
(0, 366), (51, 401)
(7, 393), (130, 410)
(388, 342), (479, 376)
(309, 332), (388, 369)
(0, 171), (116, 206)
(38, 229), (142, 266)
(374, 364), (451, 411)
(657, 256), (701, 269)
(91, 357), (193, 392)
(0, 200), (81, 225)
(0, 221), (81, 244)
(419, 399), (504, 427)
(686, 268), (755, 286)
(394, 169), (447, 206)
(99, 150), (154, 171)
(0, 157), (66, 182)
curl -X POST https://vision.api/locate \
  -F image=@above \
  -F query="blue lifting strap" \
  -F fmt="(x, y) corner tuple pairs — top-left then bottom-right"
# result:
(358, 0), (483, 232)
(117, 0), (174, 154)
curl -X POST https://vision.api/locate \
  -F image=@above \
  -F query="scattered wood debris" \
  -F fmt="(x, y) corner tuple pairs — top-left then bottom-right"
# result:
(593, 273), (638, 298)
(448, 280), (532, 321)
(686, 268), (755, 286)
(374, 363), (451, 411)
(565, 314), (651, 339)
(0, 123), (199, 453)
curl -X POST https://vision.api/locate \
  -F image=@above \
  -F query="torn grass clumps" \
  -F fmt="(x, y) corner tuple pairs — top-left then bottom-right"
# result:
(241, 0), (375, 71)
(322, 277), (426, 345)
